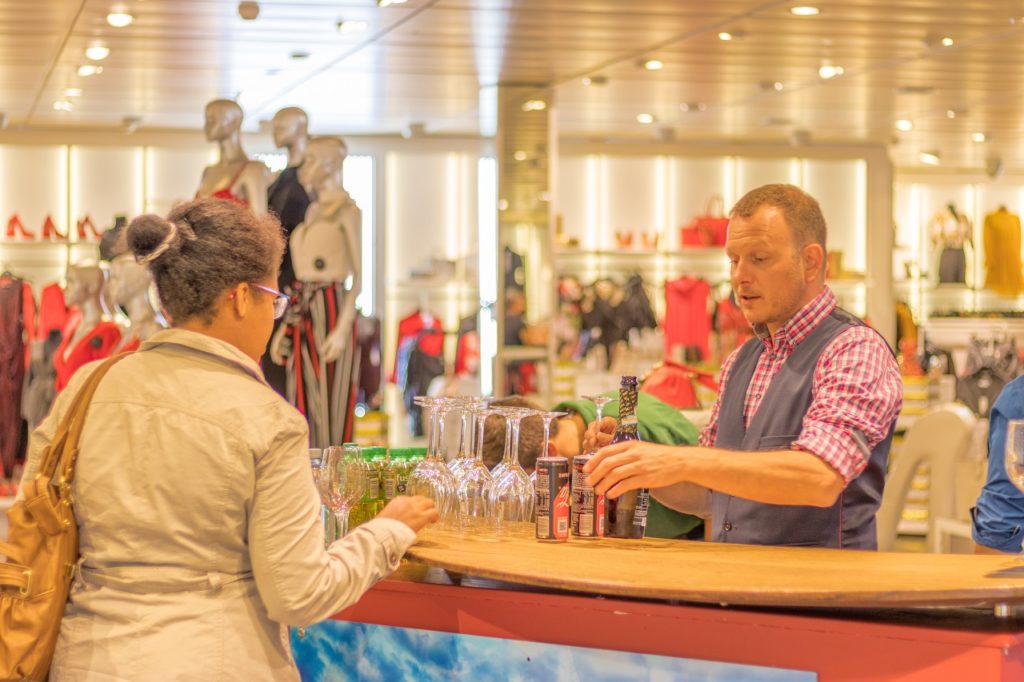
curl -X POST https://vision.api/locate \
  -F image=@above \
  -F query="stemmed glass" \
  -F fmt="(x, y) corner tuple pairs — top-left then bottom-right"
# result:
(456, 406), (500, 535)
(1004, 420), (1024, 557)
(529, 411), (567, 486)
(489, 406), (542, 537)
(309, 448), (332, 546)
(448, 397), (489, 482)
(409, 396), (458, 526)
(581, 394), (616, 453)
(323, 444), (368, 540)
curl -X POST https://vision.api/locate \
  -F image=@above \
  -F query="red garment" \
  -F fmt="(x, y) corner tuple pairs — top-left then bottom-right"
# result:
(36, 283), (68, 341)
(120, 336), (142, 353)
(54, 309), (122, 392)
(663, 276), (711, 362)
(715, 293), (753, 358)
(209, 163), (250, 206)
(20, 282), (35, 368)
(454, 330), (479, 376)
(0, 275), (28, 477)
(390, 310), (439, 382)
(698, 288), (903, 482)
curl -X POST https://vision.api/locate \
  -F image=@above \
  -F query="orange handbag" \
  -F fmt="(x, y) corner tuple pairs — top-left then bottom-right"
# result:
(0, 353), (129, 681)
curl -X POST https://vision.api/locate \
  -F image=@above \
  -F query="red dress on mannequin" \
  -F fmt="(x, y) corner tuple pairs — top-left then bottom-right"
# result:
(54, 308), (122, 392)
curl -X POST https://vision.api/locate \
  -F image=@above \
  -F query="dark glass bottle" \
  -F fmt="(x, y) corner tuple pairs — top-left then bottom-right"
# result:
(604, 376), (649, 539)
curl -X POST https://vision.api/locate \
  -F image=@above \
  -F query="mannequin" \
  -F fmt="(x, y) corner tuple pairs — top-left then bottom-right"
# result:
(270, 136), (361, 447)
(983, 205), (1024, 296)
(263, 107), (312, 397)
(196, 99), (270, 213)
(929, 202), (972, 285)
(54, 262), (121, 392)
(107, 253), (164, 352)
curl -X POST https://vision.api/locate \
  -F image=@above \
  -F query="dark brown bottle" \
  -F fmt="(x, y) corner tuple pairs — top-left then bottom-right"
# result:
(604, 376), (649, 539)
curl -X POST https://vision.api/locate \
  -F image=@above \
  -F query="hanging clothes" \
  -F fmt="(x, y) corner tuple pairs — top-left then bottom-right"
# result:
(714, 291), (752, 360)
(398, 328), (444, 437)
(454, 313), (479, 376)
(0, 274), (31, 477)
(983, 208), (1024, 296)
(53, 309), (123, 393)
(282, 281), (360, 449)
(664, 276), (712, 362)
(620, 274), (658, 332)
(22, 330), (61, 430)
(356, 314), (382, 407)
(36, 282), (68, 342)
(390, 310), (436, 383)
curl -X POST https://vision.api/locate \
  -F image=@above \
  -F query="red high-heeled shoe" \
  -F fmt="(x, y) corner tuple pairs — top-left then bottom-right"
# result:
(5, 214), (34, 240)
(41, 214), (67, 240)
(76, 215), (101, 240)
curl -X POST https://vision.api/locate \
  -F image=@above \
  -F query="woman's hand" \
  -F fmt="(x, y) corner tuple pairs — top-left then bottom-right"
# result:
(377, 495), (439, 533)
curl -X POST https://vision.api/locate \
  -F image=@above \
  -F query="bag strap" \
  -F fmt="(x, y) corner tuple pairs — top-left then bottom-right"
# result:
(704, 195), (725, 217)
(39, 353), (132, 485)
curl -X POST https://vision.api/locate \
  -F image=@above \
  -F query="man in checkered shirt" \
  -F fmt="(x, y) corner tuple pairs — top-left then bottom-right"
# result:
(586, 184), (902, 549)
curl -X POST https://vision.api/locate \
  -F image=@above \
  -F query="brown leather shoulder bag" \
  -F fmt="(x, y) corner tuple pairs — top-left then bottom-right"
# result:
(0, 352), (130, 681)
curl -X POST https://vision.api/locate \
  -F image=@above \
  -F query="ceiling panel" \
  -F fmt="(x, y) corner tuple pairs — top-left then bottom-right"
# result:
(6, 0), (1024, 170)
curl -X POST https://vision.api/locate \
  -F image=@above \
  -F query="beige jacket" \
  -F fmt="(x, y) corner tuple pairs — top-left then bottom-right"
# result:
(20, 328), (415, 681)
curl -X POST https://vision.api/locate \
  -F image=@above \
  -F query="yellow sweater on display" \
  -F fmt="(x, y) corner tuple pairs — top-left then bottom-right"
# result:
(983, 208), (1024, 296)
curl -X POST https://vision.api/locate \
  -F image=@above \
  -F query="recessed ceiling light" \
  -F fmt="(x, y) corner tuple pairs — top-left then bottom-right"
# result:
(790, 6), (820, 16)
(818, 64), (844, 79)
(680, 102), (707, 112)
(377, 0), (407, 6)
(946, 109), (957, 119)
(336, 19), (368, 33)
(643, 59), (664, 71)
(78, 64), (103, 76)
(85, 43), (110, 61)
(895, 119), (914, 131)
(289, 51), (310, 60)
(513, 150), (528, 161)
(941, 37), (954, 47)
(63, 88), (82, 97)
(53, 100), (73, 112)
(521, 99), (547, 112)
(972, 132), (987, 143)
(718, 31), (733, 41)
(636, 113), (655, 124)
(106, 11), (133, 28)
(919, 151), (941, 166)
(773, 81), (784, 91)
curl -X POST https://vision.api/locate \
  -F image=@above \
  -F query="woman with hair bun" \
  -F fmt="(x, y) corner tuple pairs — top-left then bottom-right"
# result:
(19, 197), (438, 680)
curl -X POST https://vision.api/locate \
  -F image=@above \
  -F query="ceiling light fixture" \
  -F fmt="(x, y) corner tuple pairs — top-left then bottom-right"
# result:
(636, 113), (655, 124)
(643, 59), (664, 70)
(85, 43), (110, 60)
(289, 51), (310, 60)
(946, 109), (957, 119)
(774, 81), (784, 91)
(818, 64), (844, 79)
(919, 150), (941, 166)
(377, 0), (408, 6)
(790, 6), (820, 16)
(581, 75), (607, 86)
(78, 64), (103, 76)
(941, 37), (954, 47)
(53, 100), (73, 112)
(718, 31), (733, 41)
(237, 1), (260, 20)
(972, 132), (987, 143)
(513, 150), (528, 161)
(123, 116), (141, 134)
(337, 19), (368, 32)
(895, 119), (913, 131)
(63, 87), (82, 97)
(521, 99), (547, 112)
(106, 11), (134, 28)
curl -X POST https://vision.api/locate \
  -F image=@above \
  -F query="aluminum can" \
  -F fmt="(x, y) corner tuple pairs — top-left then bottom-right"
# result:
(570, 454), (604, 538)
(535, 456), (570, 541)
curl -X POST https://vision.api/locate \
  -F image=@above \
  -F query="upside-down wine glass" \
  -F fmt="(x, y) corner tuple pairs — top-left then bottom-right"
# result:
(409, 396), (458, 527)
(528, 411), (568, 487)
(489, 406), (542, 538)
(449, 397), (490, 483)
(323, 444), (368, 540)
(455, 406), (500, 535)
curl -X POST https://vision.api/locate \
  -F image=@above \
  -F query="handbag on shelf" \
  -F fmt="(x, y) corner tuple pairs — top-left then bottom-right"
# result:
(640, 359), (720, 410)
(680, 196), (730, 248)
(0, 352), (129, 681)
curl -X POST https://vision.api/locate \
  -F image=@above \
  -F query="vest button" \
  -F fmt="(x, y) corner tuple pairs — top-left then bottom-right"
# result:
(723, 522), (733, 532)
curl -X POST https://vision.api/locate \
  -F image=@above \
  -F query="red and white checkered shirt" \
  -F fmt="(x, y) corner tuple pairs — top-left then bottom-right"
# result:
(698, 287), (902, 482)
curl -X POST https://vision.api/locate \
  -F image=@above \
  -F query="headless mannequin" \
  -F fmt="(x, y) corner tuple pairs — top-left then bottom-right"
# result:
(196, 99), (269, 213)
(271, 136), (361, 364)
(108, 254), (163, 351)
(63, 264), (107, 355)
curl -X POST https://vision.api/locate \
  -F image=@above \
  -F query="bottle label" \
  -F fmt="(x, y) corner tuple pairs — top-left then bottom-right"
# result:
(367, 473), (380, 499)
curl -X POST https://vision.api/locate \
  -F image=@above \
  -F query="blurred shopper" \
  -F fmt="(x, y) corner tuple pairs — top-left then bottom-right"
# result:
(972, 375), (1024, 554)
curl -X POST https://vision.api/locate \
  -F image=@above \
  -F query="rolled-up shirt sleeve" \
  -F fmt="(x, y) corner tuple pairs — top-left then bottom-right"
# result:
(248, 410), (416, 627)
(792, 326), (903, 482)
(972, 381), (1024, 553)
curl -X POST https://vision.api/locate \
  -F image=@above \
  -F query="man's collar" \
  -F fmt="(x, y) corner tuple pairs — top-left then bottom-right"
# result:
(758, 286), (836, 351)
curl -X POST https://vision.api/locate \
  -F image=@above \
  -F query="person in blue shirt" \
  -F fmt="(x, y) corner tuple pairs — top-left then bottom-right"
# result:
(972, 375), (1024, 553)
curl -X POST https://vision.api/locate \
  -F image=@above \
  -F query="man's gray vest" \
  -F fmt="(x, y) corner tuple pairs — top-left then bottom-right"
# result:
(711, 308), (893, 549)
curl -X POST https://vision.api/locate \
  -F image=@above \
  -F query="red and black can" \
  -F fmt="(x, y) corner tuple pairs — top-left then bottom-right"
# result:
(570, 453), (605, 538)
(535, 456), (570, 542)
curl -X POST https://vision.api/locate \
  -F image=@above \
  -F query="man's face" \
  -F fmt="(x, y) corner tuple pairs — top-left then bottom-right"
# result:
(725, 205), (812, 337)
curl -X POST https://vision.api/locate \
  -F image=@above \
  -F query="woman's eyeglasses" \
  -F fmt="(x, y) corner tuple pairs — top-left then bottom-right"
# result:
(249, 283), (290, 319)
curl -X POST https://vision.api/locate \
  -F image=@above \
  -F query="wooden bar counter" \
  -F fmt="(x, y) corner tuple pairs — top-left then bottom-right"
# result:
(291, 529), (1024, 681)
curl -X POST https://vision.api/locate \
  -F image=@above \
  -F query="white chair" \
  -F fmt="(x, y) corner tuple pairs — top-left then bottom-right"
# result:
(876, 404), (977, 552)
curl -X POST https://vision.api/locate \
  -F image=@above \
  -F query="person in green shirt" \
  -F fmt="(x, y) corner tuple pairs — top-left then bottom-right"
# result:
(481, 393), (704, 540)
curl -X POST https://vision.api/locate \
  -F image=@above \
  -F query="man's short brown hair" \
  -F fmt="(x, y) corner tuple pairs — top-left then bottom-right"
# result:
(481, 396), (559, 471)
(729, 183), (827, 255)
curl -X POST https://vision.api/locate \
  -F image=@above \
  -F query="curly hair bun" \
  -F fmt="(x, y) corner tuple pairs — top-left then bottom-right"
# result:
(126, 214), (177, 265)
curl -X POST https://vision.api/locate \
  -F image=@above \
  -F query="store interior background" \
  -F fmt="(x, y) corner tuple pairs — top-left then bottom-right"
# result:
(3, 0), (1024, 551)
